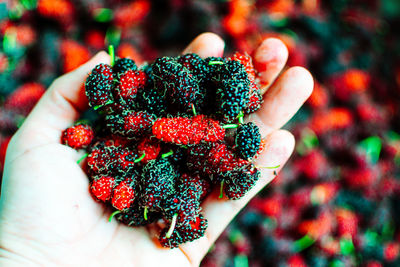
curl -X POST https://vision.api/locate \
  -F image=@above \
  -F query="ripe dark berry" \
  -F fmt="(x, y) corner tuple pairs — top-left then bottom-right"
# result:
(162, 195), (201, 229)
(139, 159), (178, 212)
(116, 204), (160, 226)
(61, 124), (94, 149)
(153, 56), (205, 114)
(222, 163), (260, 200)
(179, 173), (211, 201)
(235, 122), (261, 159)
(215, 78), (250, 122)
(159, 214), (208, 248)
(85, 63), (114, 109)
(177, 53), (208, 82)
(113, 58), (137, 77)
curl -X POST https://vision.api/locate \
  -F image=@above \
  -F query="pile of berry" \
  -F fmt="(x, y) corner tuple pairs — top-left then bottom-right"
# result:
(61, 51), (264, 248)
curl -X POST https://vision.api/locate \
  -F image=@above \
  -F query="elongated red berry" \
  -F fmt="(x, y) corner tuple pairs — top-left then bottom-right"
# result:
(152, 115), (225, 145)
(61, 124), (94, 149)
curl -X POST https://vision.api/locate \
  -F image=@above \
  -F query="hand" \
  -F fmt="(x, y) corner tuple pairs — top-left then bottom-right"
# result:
(0, 33), (313, 267)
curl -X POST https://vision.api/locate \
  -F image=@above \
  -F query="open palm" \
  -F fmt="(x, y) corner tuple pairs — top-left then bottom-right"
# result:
(0, 33), (313, 267)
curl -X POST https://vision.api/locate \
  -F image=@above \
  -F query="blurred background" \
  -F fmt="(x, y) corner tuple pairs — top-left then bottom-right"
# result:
(0, 0), (400, 266)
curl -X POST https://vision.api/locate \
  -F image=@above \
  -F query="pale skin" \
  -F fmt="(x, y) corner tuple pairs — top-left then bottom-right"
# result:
(0, 33), (313, 267)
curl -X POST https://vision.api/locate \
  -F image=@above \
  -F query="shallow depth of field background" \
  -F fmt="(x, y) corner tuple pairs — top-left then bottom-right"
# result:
(1, 0), (400, 266)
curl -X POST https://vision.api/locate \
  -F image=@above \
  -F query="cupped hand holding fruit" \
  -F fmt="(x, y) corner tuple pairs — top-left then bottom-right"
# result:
(0, 33), (313, 267)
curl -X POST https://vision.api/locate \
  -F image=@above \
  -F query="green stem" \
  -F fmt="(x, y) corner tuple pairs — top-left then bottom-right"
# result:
(77, 153), (89, 164)
(93, 99), (114, 110)
(222, 124), (239, 129)
(144, 206), (148, 220)
(134, 153), (146, 163)
(237, 111), (244, 124)
(219, 180), (224, 199)
(166, 213), (178, 238)
(258, 164), (280, 169)
(208, 61), (224, 65)
(161, 150), (173, 158)
(191, 103), (197, 116)
(108, 210), (121, 222)
(109, 45), (115, 67)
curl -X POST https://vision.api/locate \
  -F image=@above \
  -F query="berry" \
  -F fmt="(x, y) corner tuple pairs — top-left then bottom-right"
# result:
(106, 110), (155, 138)
(152, 115), (225, 145)
(137, 86), (167, 117)
(228, 52), (256, 80)
(60, 40), (90, 73)
(158, 227), (184, 249)
(4, 82), (46, 116)
(115, 70), (146, 106)
(229, 52), (262, 114)
(178, 173), (211, 201)
(87, 141), (139, 175)
(116, 204), (160, 226)
(90, 175), (116, 202)
(139, 159), (178, 211)
(153, 56), (205, 114)
(222, 163), (260, 200)
(113, 58), (137, 77)
(162, 191), (201, 228)
(159, 214), (208, 248)
(85, 63), (114, 109)
(187, 142), (235, 178)
(61, 124), (94, 149)
(215, 78), (250, 122)
(235, 122), (261, 159)
(244, 83), (262, 114)
(137, 136), (161, 163)
(111, 177), (136, 210)
(177, 53), (208, 81)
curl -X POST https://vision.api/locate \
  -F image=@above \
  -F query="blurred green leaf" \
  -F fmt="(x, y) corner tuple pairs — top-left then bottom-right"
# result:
(381, 0), (400, 19)
(20, 0), (37, 10)
(234, 255), (248, 267)
(293, 234), (315, 252)
(340, 238), (355, 255)
(105, 27), (121, 47)
(297, 128), (319, 155)
(358, 136), (382, 164)
(94, 8), (113, 23)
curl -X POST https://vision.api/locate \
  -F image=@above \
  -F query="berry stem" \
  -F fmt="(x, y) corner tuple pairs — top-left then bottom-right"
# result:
(237, 111), (244, 124)
(219, 180), (224, 199)
(108, 210), (121, 222)
(93, 99), (114, 110)
(191, 103), (197, 116)
(144, 206), (148, 220)
(134, 153), (146, 163)
(222, 124), (239, 129)
(161, 150), (174, 158)
(257, 164), (281, 169)
(77, 153), (89, 164)
(109, 45), (115, 67)
(166, 213), (178, 239)
(208, 60), (224, 65)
